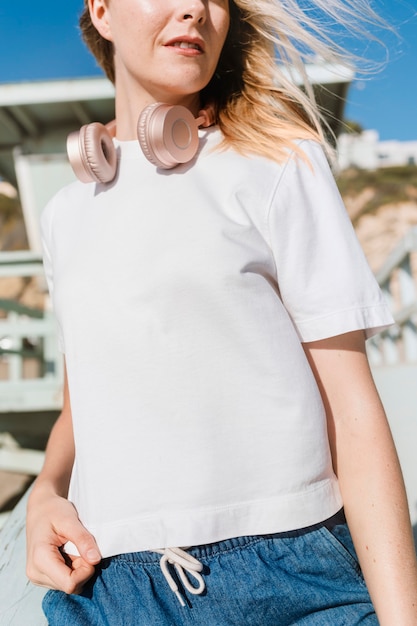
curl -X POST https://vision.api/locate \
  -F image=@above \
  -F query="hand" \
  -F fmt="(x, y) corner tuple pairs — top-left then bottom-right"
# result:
(26, 486), (101, 595)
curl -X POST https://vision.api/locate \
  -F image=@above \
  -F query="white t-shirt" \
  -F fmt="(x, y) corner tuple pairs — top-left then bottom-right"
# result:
(41, 130), (393, 557)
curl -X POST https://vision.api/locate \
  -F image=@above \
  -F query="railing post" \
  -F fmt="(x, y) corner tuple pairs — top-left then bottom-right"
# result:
(367, 336), (381, 366)
(372, 228), (417, 365)
(379, 278), (399, 364)
(403, 320), (417, 362)
(383, 331), (400, 365)
(43, 308), (58, 379)
(398, 254), (416, 308)
(7, 311), (23, 382)
(395, 254), (417, 363)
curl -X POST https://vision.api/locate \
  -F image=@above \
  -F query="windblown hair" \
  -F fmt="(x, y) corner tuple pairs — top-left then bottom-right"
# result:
(79, 0), (386, 162)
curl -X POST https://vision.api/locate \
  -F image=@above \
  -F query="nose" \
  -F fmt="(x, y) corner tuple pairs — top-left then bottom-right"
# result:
(180, 1), (206, 25)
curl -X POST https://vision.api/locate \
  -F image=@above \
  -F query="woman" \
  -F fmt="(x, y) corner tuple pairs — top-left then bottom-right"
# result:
(26, 0), (417, 624)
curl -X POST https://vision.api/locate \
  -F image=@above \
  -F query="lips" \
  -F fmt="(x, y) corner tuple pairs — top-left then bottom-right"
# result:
(165, 37), (205, 53)
(172, 41), (201, 51)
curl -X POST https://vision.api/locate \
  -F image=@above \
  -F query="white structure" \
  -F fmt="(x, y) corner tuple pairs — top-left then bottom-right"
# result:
(0, 251), (64, 412)
(338, 130), (417, 171)
(0, 77), (115, 251)
(0, 78), (115, 413)
(376, 139), (417, 168)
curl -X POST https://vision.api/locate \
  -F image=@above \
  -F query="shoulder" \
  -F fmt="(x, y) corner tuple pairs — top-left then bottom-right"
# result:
(204, 130), (330, 188)
(41, 179), (94, 234)
(277, 139), (334, 186)
(267, 139), (340, 212)
(199, 127), (310, 190)
(44, 178), (94, 212)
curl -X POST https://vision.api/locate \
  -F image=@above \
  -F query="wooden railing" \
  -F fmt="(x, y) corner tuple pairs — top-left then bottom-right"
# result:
(367, 227), (417, 367)
(0, 251), (63, 413)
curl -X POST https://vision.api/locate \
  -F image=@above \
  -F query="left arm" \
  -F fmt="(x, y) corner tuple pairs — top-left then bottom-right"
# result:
(303, 330), (417, 625)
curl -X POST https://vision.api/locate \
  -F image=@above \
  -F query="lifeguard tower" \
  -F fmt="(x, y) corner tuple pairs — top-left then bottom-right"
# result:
(0, 77), (114, 417)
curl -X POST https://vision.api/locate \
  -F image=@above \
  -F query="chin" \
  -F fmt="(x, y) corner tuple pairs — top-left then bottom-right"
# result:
(159, 76), (212, 101)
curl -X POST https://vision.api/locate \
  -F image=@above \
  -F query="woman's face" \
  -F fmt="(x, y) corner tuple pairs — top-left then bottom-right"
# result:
(90, 0), (230, 107)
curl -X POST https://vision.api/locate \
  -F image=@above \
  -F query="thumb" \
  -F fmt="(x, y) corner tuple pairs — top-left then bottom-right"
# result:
(65, 528), (101, 565)
(66, 556), (99, 595)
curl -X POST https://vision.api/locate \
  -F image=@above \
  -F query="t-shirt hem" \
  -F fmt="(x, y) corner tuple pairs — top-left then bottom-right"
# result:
(64, 478), (343, 558)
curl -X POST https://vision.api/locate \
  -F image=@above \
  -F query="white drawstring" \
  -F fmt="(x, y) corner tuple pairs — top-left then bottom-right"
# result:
(154, 547), (205, 607)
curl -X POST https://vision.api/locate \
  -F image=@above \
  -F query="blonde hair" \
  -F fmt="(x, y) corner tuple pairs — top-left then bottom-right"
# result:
(80, 0), (387, 162)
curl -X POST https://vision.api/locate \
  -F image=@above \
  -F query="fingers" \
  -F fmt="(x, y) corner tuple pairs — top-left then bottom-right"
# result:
(27, 543), (97, 594)
(26, 495), (102, 593)
(68, 556), (98, 594)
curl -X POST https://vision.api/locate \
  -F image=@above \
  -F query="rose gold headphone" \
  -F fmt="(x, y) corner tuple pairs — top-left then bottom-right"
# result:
(66, 103), (215, 183)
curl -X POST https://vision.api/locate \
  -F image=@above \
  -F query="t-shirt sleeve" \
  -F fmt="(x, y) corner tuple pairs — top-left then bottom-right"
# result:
(40, 199), (65, 353)
(267, 140), (394, 342)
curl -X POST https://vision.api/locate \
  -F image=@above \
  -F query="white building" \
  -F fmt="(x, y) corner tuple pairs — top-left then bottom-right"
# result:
(338, 129), (417, 171)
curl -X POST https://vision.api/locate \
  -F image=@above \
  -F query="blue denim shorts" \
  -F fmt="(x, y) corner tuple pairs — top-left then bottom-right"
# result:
(42, 509), (377, 625)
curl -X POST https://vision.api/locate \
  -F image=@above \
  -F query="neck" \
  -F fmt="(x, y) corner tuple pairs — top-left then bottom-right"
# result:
(113, 78), (201, 141)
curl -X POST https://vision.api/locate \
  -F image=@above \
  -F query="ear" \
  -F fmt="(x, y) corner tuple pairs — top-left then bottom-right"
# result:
(88, 0), (113, 42)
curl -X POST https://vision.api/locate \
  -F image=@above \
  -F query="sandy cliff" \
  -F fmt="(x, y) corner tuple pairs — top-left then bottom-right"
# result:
(337, 166), (417, 272)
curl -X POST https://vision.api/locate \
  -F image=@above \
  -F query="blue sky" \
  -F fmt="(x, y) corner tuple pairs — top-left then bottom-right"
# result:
(0, 1), (416, 141)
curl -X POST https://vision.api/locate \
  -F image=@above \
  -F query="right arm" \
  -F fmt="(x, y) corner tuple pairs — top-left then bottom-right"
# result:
(26, 364), (101, 594)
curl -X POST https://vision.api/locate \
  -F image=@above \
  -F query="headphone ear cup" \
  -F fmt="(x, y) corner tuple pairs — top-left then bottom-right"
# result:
(67, 122), (117, 183)
(137, 103), (199, 169)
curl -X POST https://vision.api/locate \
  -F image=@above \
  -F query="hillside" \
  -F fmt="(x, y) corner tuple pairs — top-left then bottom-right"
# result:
(336, 165), (417, 272)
